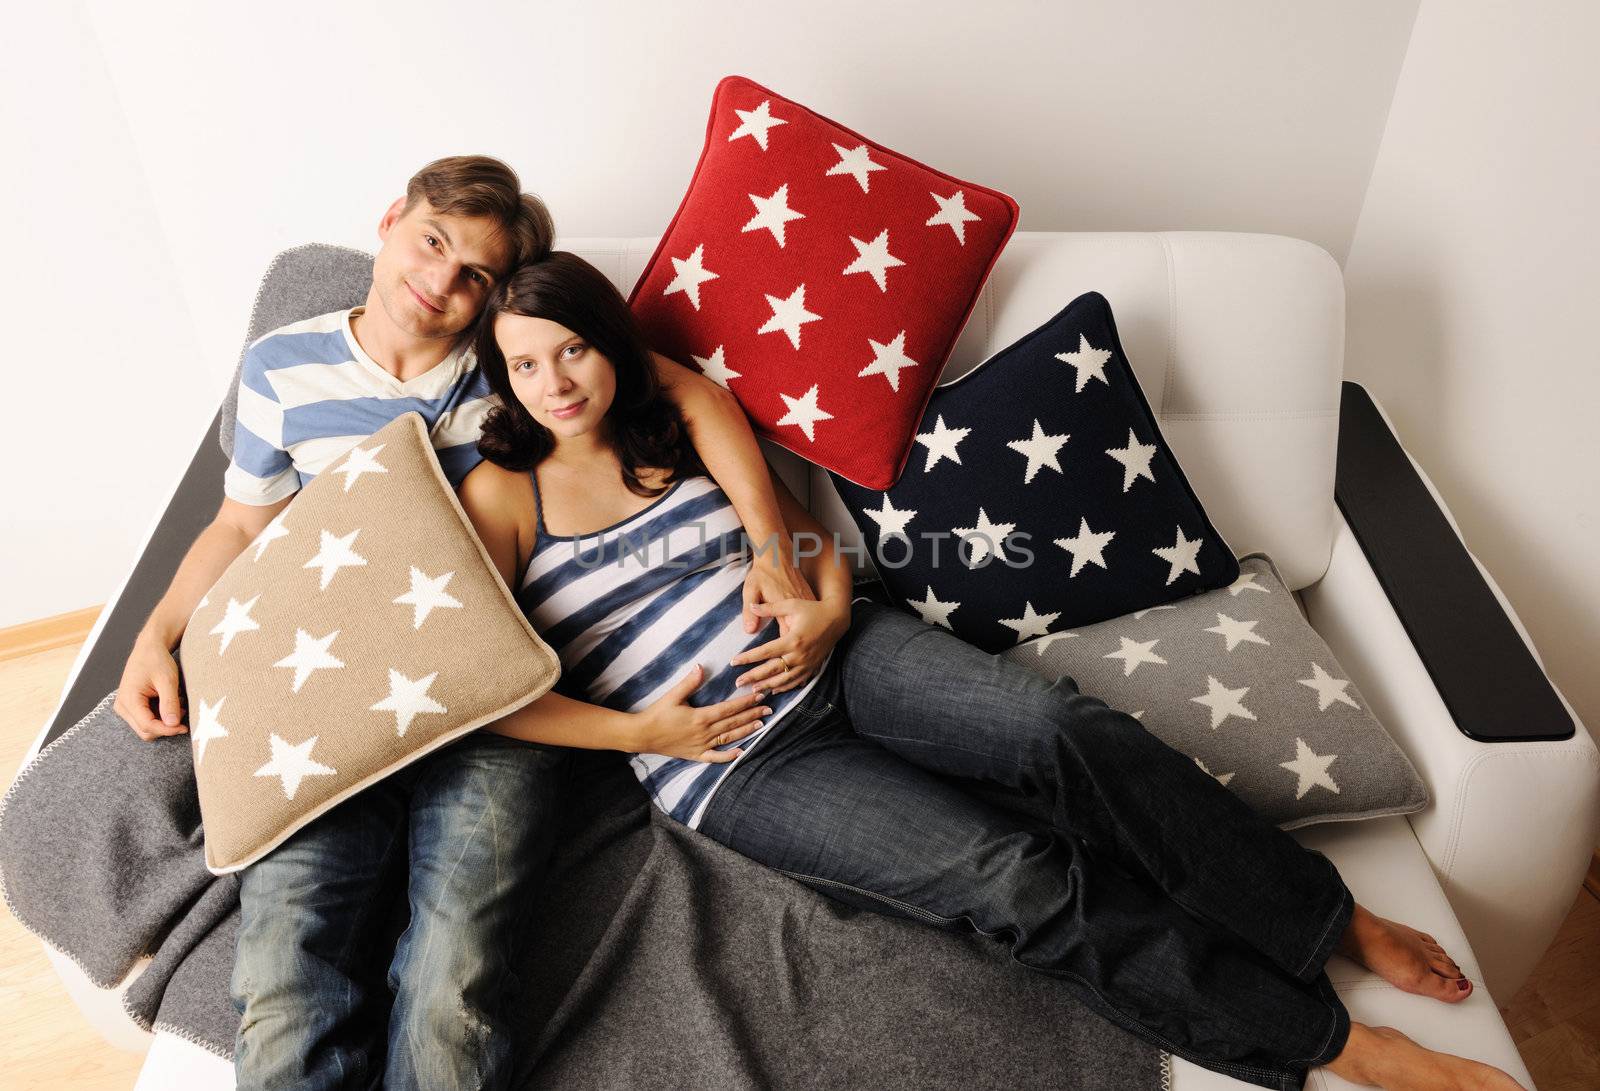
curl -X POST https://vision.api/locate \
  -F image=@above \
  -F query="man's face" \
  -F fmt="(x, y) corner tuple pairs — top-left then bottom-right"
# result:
(370, 198), (513, 341)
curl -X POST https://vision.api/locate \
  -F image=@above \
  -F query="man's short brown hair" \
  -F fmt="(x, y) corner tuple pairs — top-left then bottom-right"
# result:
(403, 155), (555, 273)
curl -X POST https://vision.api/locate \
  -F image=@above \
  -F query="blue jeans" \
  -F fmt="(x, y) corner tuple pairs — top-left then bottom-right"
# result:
(699, 601), (1353, 1090)
(230, 732), (567, 1091)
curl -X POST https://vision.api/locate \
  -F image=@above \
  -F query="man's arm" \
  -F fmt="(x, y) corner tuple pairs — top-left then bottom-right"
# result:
(769, 464), (852, 610)
(726, 466), (852, 695)
(651, 353), (790, 549)
(114, 496), (289, 739)
(651, 352), (817, 628)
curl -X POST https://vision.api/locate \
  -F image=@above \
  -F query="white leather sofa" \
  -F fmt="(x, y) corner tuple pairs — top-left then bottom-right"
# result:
(22, 231), (1596, 1089)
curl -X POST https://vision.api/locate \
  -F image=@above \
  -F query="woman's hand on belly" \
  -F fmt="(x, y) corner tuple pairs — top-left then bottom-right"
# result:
(634, 663), (773, 763)
(729, 594), (849, 695)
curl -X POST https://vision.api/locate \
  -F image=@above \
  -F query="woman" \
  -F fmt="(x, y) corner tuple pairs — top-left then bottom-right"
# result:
(459, 253), (1523, 1091)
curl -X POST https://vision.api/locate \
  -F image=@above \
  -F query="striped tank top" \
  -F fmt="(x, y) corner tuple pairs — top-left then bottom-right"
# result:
(516, 472), (825, 828)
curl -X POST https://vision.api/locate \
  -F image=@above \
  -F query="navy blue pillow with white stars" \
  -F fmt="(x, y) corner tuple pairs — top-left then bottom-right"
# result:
(830, 290), (1239, 652)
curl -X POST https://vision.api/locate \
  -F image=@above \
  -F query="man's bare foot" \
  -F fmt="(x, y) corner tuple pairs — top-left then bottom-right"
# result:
(1325, 1023), (1525, 1090)
(1336, 903), (1473, 1003)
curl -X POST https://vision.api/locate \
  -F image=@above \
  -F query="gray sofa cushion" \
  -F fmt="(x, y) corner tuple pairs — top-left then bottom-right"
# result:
(1004, 553), (1428, 829)
(218, 243), (374, 458)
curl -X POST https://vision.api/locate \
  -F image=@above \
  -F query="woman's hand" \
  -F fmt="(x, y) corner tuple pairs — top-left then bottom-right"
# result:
(635, 664), (772, 763)
(729, 594), (850, 696)
(741, 537), (817, 633)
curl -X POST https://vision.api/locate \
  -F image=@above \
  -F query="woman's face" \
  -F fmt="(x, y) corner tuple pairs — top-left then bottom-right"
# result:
(494, 313), (617, 441)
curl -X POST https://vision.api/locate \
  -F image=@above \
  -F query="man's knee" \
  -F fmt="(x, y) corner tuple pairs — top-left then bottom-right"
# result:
(387, 913), (507, 1069)
(387, 898), (508, 1003)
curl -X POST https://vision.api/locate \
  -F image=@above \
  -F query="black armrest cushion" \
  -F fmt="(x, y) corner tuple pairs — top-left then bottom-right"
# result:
(1334, 381), (1573, 742)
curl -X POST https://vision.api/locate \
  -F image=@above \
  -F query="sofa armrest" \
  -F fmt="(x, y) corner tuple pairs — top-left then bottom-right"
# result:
(1333, 382), (1573, 742)
(1301, 514), (1599, 998)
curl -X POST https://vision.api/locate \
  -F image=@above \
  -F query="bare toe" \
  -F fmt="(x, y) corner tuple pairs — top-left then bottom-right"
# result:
(1346, 909), (1474, 1004)
(1411, 963), (1473, 1002)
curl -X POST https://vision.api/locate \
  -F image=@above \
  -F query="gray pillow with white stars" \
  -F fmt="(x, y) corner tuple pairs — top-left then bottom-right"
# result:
(1003, 553), (1428, 829)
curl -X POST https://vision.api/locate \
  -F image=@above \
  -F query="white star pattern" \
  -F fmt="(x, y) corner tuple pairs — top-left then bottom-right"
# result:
(252, 513), (290, 561)
(1103, 636), (1168, 677)
(1204, 613), (1271, 652)
(1053, 518), (1116, 577)
(191, 697), (229, 765)
(1298, 663), (1361, 712)
(1006, 419), (1070, 484)
(952, 507), (1017, 567)
(1228, 572), (1271, 597)
(741, 184), (805, 247)
(842, 230), (905, 292)
(1191, 675), (1257, 729)
(1280, 738), (1340, 799)
(857, 331), (920, 392)
(864, 496), (917, 539)
(728, 99), (786, 150)
(253, 734), (337, 802)
(692, 346), (742, 389)
(757, 284), (822, 350)
(304, 529), (368, 591)
(1153, 527), (1204, 585)
(210, 595), (261, 654)
(774, 385), (834, 442)
(274, 629), (345, 693)
(393, 567), (463, 630)
(999, 602), (1060, 643)
(1055, 334), (1113, 392)
(663, 244), (719, 311)
(825, 142), (886, 192)
(925, 190), (981, 244)
(910, 586), (960, 628)
(915, 415), (971, 473)
(1195, 757), (1236, 788)
(370, 669), (449, 737)
(1032, 631), (1080, 656)
(331, 443), (388, 492)
(1106, 429), (1158, 492)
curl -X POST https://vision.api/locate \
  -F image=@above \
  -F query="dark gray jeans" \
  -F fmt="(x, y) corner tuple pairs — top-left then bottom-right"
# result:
(699, 601), (1353, 1090)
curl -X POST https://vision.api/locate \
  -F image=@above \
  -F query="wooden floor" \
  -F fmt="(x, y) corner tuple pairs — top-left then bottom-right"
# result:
(0, 637), (1597, 1089)
(1502, 887), (1600, 1090)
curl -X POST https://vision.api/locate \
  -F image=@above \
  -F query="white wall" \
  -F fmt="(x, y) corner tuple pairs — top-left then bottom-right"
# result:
(0, 0), (214, 627)
(1343, 0), (1600, 751)
(2, 0), (1421, 628)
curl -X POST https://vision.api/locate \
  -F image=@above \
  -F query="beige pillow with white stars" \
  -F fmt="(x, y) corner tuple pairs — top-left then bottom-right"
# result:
(1003, 553), (1427, 829)
(180, 412), (560, 874)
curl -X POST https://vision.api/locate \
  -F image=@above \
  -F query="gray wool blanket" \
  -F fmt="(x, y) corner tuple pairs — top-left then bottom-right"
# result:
(1, 688), (1162, 1089)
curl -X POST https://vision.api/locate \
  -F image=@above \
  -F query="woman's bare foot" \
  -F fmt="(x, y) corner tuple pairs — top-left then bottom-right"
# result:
(1336, 903), (1474, 1003)
(1326, 1022), (1526, 1090)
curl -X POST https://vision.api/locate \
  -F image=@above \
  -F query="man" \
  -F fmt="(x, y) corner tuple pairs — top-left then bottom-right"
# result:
(114, 155), (805, 1090)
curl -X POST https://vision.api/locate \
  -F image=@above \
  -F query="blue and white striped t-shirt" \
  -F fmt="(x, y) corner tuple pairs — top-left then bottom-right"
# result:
(225, 307), (491, 505)
(516, 473), (825, 828)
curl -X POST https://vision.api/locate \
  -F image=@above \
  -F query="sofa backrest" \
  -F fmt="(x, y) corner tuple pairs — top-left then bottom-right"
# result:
(569, 232), (1345, 590)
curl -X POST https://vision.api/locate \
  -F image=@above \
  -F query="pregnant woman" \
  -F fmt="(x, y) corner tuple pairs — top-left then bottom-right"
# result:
(458, 252), (1521, 1091)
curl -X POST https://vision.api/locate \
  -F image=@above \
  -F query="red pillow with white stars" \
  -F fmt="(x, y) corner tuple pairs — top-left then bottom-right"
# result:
(628, 75), (1019, 489)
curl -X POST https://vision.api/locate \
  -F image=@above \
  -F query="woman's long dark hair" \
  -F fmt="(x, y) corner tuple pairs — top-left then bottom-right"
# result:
(474, 251), (705, 497)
